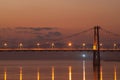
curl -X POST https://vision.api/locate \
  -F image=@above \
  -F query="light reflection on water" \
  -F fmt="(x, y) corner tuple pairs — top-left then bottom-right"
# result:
(0, 60), (119, 80)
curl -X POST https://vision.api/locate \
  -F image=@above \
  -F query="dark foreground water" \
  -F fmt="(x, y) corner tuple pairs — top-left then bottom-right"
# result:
(0, 60), (120, 80)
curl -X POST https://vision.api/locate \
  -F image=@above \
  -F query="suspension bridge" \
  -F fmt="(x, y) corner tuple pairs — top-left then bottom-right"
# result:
(0, 26), (120, 80)
(0, 26), (120, 52)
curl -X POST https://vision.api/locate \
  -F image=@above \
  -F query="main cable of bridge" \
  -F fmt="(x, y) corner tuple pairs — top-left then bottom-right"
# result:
(100, 27), (120, 37)
(52, 27), (93, 42)
(51, 27), (120, 43)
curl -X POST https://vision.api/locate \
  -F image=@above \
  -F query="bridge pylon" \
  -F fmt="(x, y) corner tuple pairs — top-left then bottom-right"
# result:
(93, 26), (101, 80)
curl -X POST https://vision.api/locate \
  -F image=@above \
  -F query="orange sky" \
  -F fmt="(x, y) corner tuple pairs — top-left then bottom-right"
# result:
(0, 0), (120, 44)
(0, 0), (120, 32)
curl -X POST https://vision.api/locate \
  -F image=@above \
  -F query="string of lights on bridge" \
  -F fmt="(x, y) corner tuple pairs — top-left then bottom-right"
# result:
(1, 42), (119, 49)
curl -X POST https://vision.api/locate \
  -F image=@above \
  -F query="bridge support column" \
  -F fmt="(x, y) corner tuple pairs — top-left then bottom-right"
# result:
(93, 26), (100, 80)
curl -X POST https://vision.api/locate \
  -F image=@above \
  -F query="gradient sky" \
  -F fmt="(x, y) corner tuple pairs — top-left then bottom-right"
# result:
(0, 0), (120, 45)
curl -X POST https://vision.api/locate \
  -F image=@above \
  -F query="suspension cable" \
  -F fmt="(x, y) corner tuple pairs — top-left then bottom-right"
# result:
(53, 27), (93, 42)
(101, 28), (120, 37)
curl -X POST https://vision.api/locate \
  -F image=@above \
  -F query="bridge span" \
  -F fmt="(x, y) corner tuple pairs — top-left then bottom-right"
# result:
(0, 48), (120, 52)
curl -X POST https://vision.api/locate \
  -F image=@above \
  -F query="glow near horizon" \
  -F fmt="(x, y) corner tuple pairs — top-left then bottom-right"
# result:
(0, 0), (120, 32)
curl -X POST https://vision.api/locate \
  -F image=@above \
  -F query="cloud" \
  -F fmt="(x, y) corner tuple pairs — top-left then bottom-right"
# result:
(0, 26), (63, 46)
(0, 27), (13, 32)
(14, 27), (57, 36)
(37, 35), (45, 40)
(0, 26), (58, 34)
(36, 31), (62, 41)
(16, 27), (55, 31)
(46, 32), (62, 37)
(15, 26), (62, 40)
(31, 27), (54, 31)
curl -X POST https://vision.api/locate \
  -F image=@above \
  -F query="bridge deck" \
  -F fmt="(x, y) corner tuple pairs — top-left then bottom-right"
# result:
(0, 48), (120, 52)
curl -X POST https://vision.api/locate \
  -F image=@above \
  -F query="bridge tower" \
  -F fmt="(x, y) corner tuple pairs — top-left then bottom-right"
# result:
(93, 26), (101, 80)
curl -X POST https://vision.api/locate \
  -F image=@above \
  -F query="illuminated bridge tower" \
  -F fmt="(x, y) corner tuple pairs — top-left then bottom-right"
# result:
(93, 26), (101, 80)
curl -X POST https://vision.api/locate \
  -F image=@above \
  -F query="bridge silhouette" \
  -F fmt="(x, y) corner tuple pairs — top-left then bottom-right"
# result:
(0, 26), (120, 80)
(0, 26), (120, 52)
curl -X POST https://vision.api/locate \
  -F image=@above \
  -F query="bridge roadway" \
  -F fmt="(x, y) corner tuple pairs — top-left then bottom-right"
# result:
(0, 48), (120, 52)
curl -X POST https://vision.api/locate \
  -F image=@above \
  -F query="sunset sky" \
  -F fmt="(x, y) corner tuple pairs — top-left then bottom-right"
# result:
(0, 0), (120, 45)
(1, 1), (120, 80)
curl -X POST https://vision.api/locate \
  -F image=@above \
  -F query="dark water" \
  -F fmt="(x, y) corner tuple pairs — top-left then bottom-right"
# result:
(0, 51), (120, 80)
(0, 60), (120, 80)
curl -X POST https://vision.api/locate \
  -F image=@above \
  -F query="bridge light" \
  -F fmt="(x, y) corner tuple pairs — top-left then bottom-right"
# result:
(82, 43), (86, 48)
(93, 45), (97, 50)
(113, 43), (117, 49)
(4, 43), (8, 47)
(37, 43), (40, 48)
(100, 43), (103, 47)
(100, 43), (103, 48)
(51, 42), (55, 48)
(68, 42), (72, 47)
(19, 43), (23, 48)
